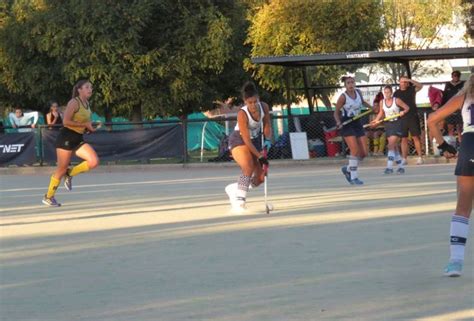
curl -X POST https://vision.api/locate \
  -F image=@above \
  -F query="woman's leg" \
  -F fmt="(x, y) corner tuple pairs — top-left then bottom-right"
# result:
(251, 156), (264, 187)
(357, 135), (368, 159)
(394, 142), (404, 172)
(63, 143), (99, 191)
(378, 132), (386, 155)
(343, 136), (362, 183)
(385, 136), (398, 171)
(372, 131), (380, 154)
(44, 148), (73, 204)
(70, 143), (99, 175)
(229, 146), (255, 209)
(446, 176), (474, 275)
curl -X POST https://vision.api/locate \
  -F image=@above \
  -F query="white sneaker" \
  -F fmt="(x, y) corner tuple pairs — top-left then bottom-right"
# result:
(416, 157), (424, 165)
(231, 201), (247, 214)
(225, 183), (238, 207)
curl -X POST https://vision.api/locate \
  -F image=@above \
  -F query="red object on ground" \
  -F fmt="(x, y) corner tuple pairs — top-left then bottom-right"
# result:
(324, 130), (341, 157)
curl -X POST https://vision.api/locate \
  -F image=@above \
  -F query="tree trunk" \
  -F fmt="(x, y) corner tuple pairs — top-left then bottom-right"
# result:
(104, 104), (112, 131)
(131, 103), (142, 128)
(318, 93), (333, 111)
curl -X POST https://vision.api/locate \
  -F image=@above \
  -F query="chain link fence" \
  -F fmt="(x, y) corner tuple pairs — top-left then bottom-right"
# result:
(1, 107), (459, 166)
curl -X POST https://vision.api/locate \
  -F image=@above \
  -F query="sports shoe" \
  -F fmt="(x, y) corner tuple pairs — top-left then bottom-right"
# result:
(225, 183), (238, 207)
(64, 170), (73, 191)
(350, 178), (364, 185)
(384, 168), (394, 175)
(42, 195), (61, 207)
(231, 202), (247, 214)
(444, 260), (463, 277)
(396, 168), (405, 174)
(341, 166), (351, 183)
(416, 157), (424, 165)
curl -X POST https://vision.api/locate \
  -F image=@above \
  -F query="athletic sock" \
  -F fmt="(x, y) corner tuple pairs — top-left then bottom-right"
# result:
(46, 175), (60, 198)
(387, 150), (395, 169)
(395, 151), (404, 168)
(236, 174), (251, 204)
(373, 139), (379, 154)
(348, 156), (358, 180)
(450, 215), (469, 261)
(69, 161), (90, 177)
(378, 133), (386, 153)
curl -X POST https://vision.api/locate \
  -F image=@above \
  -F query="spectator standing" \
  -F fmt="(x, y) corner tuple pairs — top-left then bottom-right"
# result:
(443, 70), (465, 143)
(393, 76), (424, 165)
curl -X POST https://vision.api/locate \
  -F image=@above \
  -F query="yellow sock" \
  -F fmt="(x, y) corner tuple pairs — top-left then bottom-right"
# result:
(46, 176), (60, 198)
(69, 161), (90, 177)
(378, 134), (386, 153)
(373, 139), (379, 153)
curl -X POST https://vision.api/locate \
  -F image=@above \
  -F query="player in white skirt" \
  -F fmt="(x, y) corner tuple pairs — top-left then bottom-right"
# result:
(428, 73), (474, 277)
(370, 85), (410, 174)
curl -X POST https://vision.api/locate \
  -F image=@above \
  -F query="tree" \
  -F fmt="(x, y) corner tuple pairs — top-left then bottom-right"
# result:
(380, 0), (464, 81)
(461, 0), (473, 39)
(0, 0), (238, 119)
(0, 0), (160, 118)
(244, 0), (385, 111)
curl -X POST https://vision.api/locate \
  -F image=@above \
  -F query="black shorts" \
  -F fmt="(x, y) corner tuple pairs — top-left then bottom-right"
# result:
(446, 112), (463, 125)
(55, 127), (85, 151)
(384, 119), (402, 137)
(455, 133), (474, 176)
(228, 130), (262, 151)
(341, 119), (365, 138)
(401, 114), (421, 137)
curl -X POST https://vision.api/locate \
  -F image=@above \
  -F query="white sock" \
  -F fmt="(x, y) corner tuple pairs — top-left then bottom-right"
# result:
(348, 157), (358, 180)
(395, 151), (404, 169)
(450, 215), (469, 261)
(236, 175), (251, 205)
(387, 150), (395, 169)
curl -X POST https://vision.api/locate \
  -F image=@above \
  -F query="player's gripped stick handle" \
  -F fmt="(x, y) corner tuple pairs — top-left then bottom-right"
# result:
(363, 113), (401, 128)
(324, 109), (373, 132)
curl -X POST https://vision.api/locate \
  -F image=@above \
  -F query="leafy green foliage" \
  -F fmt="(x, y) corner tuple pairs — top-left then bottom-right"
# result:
(0, 0), (240, 118)
(245, 0), (385, 108)
(380, 0), (463, 80)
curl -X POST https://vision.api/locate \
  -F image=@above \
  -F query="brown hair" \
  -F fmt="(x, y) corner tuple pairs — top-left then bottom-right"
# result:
(341, 76), (355, 84)
(451, 70), (461, 77)
(241, 81), (258, 100)
(72, 79), (90, 98)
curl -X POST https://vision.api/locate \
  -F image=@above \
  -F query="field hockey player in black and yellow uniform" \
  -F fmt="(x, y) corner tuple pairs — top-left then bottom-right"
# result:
(42, 79), (99, 206)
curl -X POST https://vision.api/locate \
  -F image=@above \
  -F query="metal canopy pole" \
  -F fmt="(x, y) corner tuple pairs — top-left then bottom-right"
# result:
(403, 60), (412, 78)
(285, 68), (292, 116)
(302, 67), (314, 114)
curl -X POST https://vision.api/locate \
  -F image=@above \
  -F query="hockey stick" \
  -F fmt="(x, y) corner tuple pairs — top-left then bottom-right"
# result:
(363, 113), (401, 128)
(262, 147), (270, 214)
(324, 109), (373, 132)
(260, 122), (272, 214)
